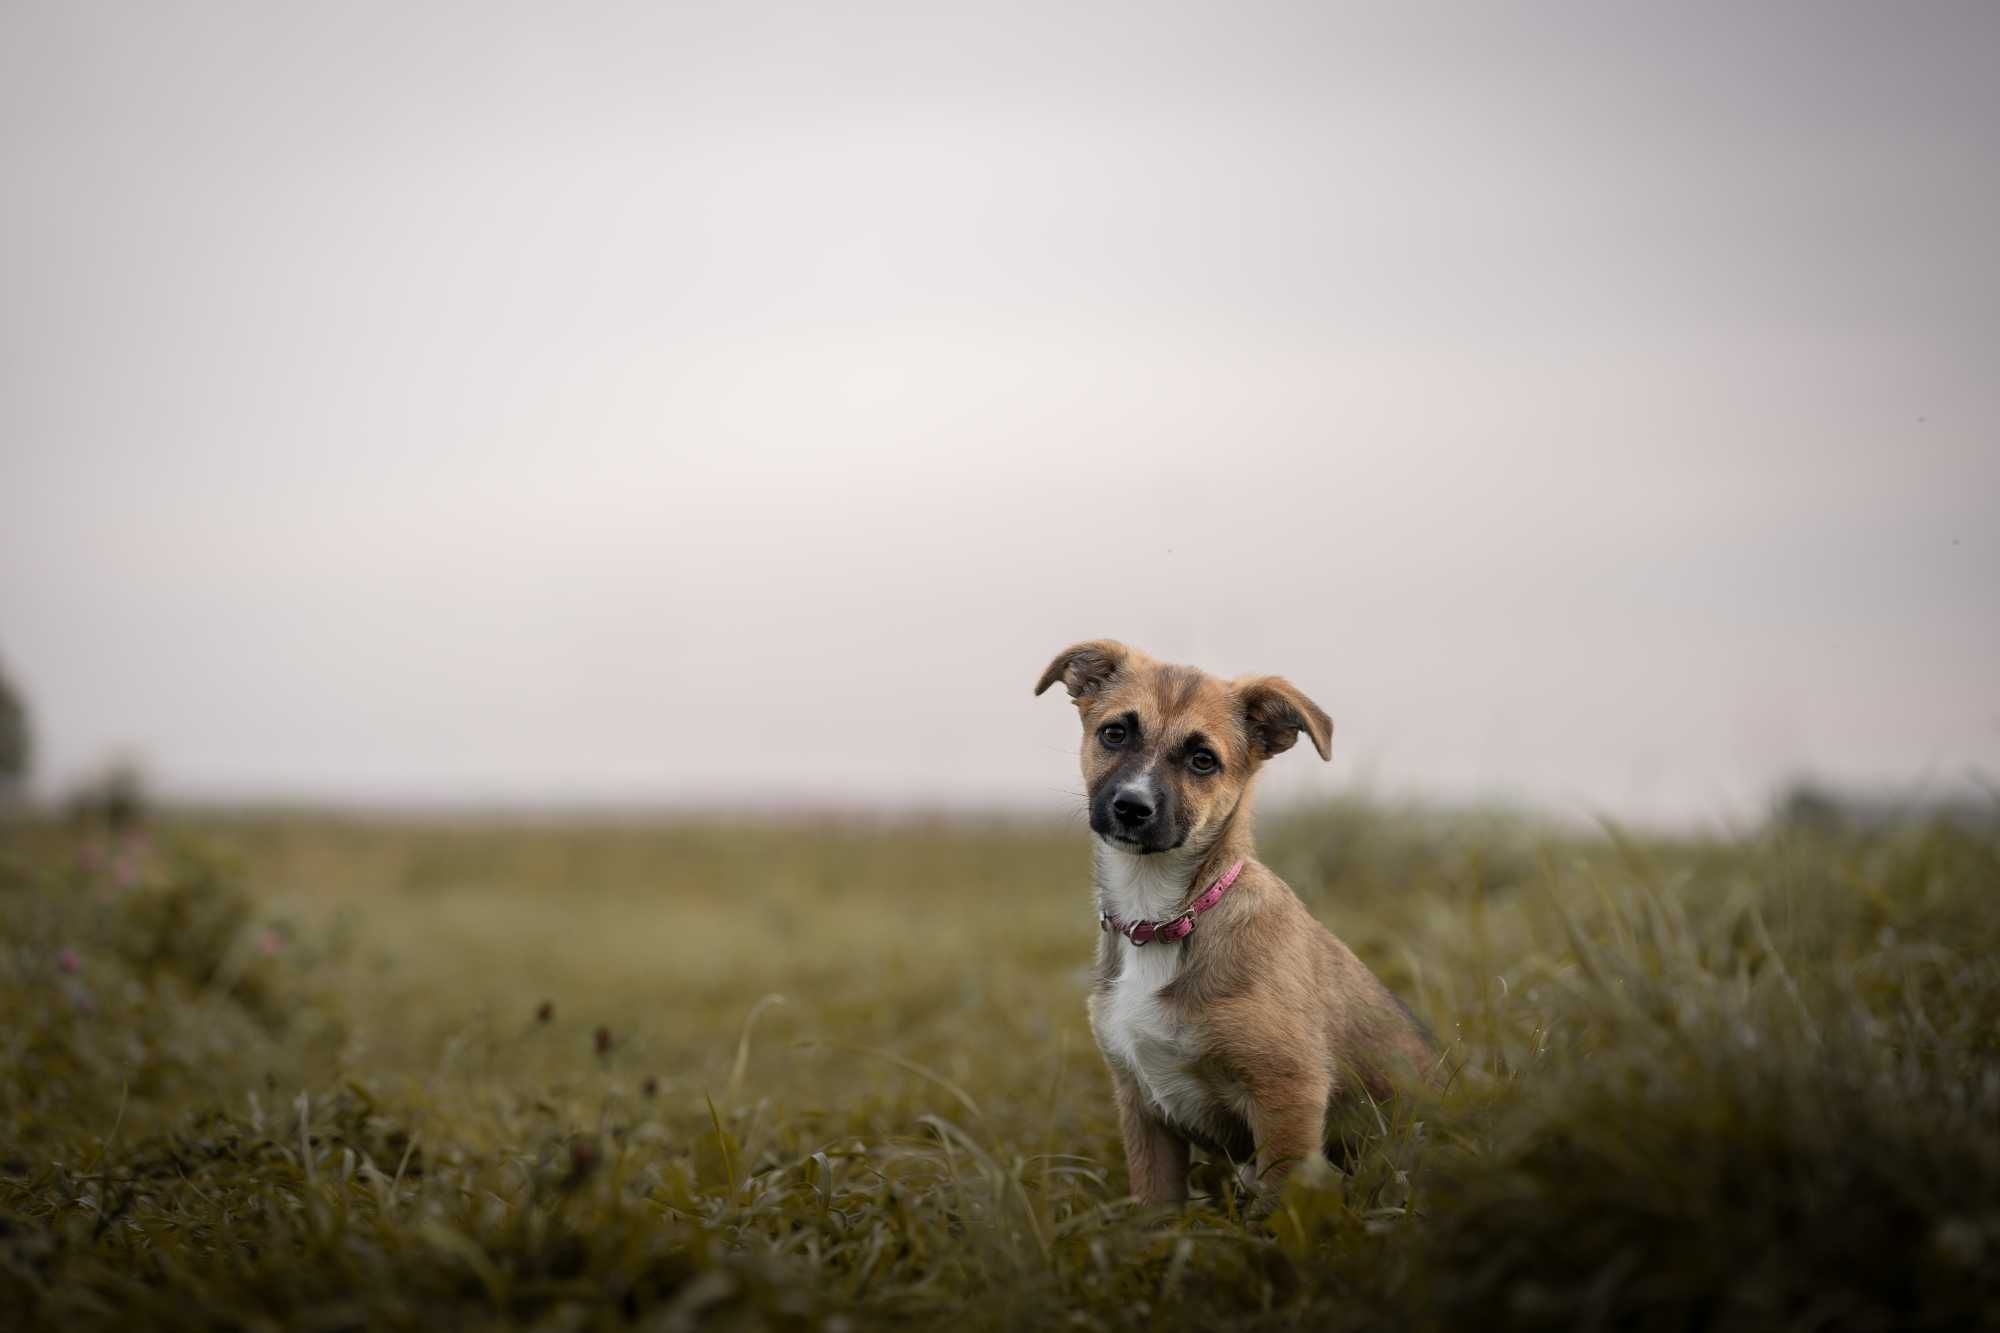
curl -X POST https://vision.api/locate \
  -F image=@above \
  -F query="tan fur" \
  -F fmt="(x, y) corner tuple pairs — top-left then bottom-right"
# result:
(1035, 640), (1441, 1217)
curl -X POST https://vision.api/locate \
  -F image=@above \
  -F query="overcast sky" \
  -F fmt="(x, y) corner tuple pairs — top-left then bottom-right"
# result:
(3, 1), (1996, 826)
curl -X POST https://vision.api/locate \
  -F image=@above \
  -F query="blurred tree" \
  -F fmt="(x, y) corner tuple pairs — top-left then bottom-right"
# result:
(1772, 779), (1844, 831)
(90, 764), (148, 835)
(62, 762), (150, 840)
(0, 656), (28, 799)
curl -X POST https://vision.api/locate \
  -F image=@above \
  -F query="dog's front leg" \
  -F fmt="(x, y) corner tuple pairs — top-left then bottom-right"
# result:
(1112, 1074), (1189, 1204)
(1242, 1073), (1332, 1220)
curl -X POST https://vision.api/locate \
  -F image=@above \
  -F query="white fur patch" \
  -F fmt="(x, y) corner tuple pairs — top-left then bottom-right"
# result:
(1091, 840), (1217, 1131)
(1094, 841), (1198, 925)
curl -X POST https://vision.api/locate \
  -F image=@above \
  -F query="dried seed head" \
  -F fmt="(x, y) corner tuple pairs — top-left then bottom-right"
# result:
(535, 1001), (554, 1024)
(562, 1136), (600, 1190)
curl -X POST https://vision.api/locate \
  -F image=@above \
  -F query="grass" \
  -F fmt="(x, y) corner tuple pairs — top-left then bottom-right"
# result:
(2, 799), (1997, 1330)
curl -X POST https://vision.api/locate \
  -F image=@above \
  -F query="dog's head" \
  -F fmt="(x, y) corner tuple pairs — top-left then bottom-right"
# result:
(1035, 640), (1332, 856)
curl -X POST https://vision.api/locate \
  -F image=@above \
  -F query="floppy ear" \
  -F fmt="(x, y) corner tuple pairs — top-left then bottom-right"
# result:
(1237, 676), (1333, 761)
(1034, 640), (1129, 702)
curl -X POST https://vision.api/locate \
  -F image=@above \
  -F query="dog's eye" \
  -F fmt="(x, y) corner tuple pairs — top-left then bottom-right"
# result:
(1188, 749), (1219, 775)
(1098, 723), (1128, 748)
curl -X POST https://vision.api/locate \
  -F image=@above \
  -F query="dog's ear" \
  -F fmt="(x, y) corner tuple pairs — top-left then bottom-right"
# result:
(1034, 640), (1129, 702)
(1237, 676), (1333, 761)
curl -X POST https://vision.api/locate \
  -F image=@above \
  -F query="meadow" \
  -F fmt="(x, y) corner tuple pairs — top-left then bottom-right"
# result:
(2, 798), (1996, 1330)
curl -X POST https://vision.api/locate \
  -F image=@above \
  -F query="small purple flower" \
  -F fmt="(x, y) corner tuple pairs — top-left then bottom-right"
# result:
(256, 928), (284, 957)
(57, 947), (81, 974)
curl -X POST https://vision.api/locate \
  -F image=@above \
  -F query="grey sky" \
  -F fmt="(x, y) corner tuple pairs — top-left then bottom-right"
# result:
(3, 1), (1996, 825)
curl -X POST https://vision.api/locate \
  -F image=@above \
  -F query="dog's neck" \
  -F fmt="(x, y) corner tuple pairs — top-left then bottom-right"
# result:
(1092, 803), (1256, 926)
(1093, 841), (1207, 924)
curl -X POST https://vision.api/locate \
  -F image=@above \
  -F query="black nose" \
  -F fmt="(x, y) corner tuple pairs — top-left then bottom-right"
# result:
(1112, 791), (1155, 827)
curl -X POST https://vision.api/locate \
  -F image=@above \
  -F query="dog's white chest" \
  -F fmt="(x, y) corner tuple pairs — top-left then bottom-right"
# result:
(1096, 943), (1211, 1130)
(1090, 843), (1221, 1131)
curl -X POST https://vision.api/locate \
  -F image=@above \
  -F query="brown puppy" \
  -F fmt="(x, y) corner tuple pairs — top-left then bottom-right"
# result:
(1036, 640), (1438, 1216)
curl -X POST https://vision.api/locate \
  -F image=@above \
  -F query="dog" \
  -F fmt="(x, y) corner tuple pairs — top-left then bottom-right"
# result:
(1036, 640), (1440, 1217)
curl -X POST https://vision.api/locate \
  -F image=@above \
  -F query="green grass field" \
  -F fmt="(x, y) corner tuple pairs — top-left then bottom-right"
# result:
(3, 800), (1997, 1330)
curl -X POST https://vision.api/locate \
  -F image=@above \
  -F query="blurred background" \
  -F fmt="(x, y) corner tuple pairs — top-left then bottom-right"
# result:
(5, 9), (2000, 1328)
(3, 0), (1996, 827)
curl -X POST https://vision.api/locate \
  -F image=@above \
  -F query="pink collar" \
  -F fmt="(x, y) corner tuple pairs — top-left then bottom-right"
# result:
(1099, 860), (1245, 947)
